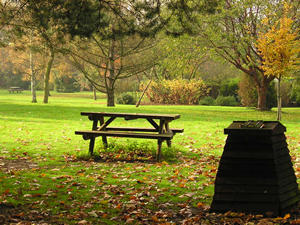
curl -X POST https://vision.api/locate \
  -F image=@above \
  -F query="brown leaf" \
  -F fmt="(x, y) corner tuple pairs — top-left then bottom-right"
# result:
(152, 215), (159, 222)
(125, 218), (135, 224)
(290, 219), (300, 224)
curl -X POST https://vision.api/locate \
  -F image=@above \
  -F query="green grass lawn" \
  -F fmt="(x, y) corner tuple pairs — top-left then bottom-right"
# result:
(0, 89), (299, 224)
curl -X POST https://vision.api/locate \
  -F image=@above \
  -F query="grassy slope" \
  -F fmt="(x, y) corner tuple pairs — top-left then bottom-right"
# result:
(0, 90), (299, 224)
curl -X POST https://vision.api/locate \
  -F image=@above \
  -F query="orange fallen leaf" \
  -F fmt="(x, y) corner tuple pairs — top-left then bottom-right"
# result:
(15, 212), (25, 217)
(152, 216), (159, 222)
(179, 183), (185, 188)
(197, 202), (204, 208)
(115, 203), (122, 209)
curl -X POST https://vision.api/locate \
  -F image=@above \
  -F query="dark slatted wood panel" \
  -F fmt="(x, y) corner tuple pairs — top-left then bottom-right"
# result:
(210, 121), (299, 216)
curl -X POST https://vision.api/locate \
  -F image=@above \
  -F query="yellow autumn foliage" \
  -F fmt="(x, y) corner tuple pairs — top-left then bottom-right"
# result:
(141, 79), (209, 105)
(256, 4), (299, 79)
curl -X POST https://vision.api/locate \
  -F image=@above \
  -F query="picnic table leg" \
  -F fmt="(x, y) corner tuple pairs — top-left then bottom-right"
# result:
(99, 116), (108, 148)
(157, 139), (163, 162)
(165, 122), (172, 147)
(156, 120), (166, 162)
(89, 138), (95, 155)
(89, 119), (98, 155)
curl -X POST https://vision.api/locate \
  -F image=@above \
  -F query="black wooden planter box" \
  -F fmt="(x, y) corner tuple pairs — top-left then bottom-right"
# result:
(210, 121), (299, 216)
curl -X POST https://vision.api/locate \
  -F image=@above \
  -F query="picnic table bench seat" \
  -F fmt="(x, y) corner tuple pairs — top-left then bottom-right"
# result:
(99, 127), (184, 133)
(75, 130), (174, 140)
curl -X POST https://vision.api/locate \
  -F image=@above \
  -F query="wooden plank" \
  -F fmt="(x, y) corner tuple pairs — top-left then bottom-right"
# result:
(147, 118), (159, 130)
(213, 192), (279, 202)
(210, 201), (280, 215)
(75, 130), (173, 139)
(220, 154), (292, 166)
(217, 160), (293, 173)
(81, 112), (180, 120)
(106, 127), (158, 132)
(280, 195), (300, 210)
(224, 121), (286, 135)
(215, 175), (296, 186)
(98, 117), (116, 130)
(97, 127), (184, 133)
(225, 134), (286, 144)
(99, 116), (108, 148)
(215, 183), (298, 195)
(224, 141), (288, 152)
(89, 119), (98, 155)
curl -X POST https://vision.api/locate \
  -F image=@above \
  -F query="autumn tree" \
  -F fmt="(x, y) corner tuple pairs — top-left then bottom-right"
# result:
(0, 47), (27, 88)
(256, 4), (299, 120)
(166, 0), (298, 110)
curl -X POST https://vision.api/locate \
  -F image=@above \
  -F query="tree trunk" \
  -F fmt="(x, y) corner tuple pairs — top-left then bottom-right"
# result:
(30, 68), (37, 103)
(257, 85), (268, 111)
(251, 72), (272, 111)
(29, 35), (37, 103)
(107, 88), (115, 107)
(93, 86), (97, 100)
(106, 39), (116, 107)
(43, 49), (55, 104)
(277, 77), (282, 121)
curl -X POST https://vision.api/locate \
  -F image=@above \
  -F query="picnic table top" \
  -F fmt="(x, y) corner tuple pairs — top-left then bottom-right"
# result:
(80, 112), (181, 120)
(9, 86), (23, 89)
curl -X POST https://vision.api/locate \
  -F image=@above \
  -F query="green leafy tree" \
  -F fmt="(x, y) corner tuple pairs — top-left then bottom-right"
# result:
(155, 34), (207, 80)
(66, 0), (162, 107)
(69, 32), (157, 107)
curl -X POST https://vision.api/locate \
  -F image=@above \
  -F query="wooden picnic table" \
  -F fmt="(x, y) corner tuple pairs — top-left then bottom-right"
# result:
(75, 112), (183, 161)
(8, 87), (23, 93)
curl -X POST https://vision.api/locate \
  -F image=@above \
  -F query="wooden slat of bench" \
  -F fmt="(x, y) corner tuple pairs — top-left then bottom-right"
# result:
(75, 130), (173, 139)
(81, 112), (180, 120)
(104, 127), (184, 133)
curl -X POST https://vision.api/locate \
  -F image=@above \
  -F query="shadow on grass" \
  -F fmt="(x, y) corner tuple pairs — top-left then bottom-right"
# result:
(75, 141), (181, 164)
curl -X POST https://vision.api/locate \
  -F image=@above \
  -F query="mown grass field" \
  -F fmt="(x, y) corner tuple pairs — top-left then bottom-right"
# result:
(0, 90), (299, 224)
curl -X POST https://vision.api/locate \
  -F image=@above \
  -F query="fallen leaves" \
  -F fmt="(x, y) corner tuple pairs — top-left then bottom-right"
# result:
(0, 146), (299, 225)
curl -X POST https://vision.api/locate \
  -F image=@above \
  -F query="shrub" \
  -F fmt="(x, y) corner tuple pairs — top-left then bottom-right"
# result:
(280, 81), (293, 107)
(141, 79), (209, 105)
(54, 75), (80, 93)
(215, 95), (238, 106)
(199, 96), (215, 106)
(219, 78), (239, 100)
(266, 82), (277, 110)
(290, 80), (300, 105)
(117, 92), (137, 105)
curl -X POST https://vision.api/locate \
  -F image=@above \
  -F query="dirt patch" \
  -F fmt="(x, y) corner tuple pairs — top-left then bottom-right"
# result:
(0, 158), (38, 171)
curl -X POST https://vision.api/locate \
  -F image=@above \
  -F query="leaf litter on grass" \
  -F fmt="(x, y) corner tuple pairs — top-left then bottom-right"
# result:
(1, 144), (300, 224)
